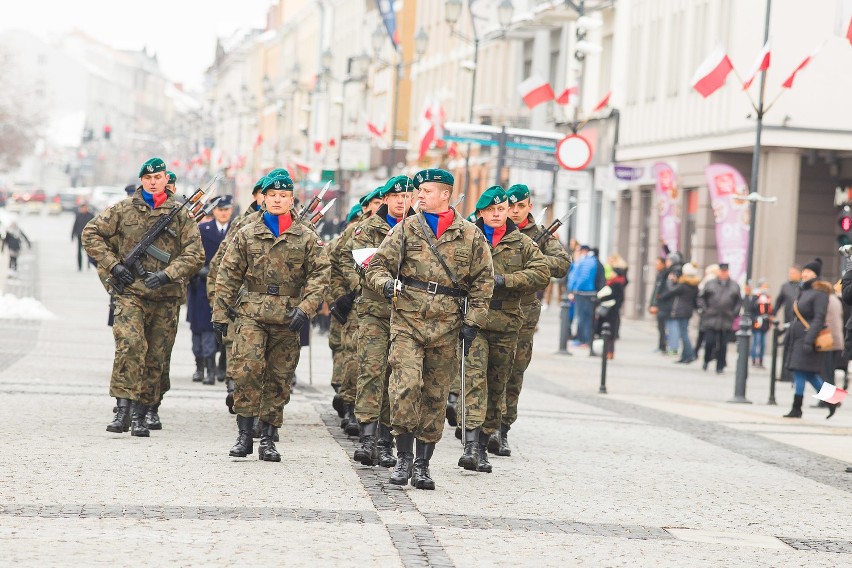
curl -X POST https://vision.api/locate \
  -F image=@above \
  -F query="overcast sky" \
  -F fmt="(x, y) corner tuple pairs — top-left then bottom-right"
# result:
(1, 0), (273, 89)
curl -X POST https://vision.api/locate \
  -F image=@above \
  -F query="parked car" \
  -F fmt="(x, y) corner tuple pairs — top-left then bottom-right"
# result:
(58, 187), (93, 212)
(47, 194), (62, 215)
(90, 186), (127, 212)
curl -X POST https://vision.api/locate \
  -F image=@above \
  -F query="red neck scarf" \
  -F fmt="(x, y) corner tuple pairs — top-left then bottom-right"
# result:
(517, 217), (530, 229)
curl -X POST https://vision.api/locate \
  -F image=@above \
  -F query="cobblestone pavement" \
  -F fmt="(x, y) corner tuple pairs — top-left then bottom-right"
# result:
(1, 213), (851, 567)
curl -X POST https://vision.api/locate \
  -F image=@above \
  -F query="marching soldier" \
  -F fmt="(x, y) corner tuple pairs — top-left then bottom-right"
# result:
(365, 168), (494, 490)
(492, 183), (571, 455)
(454, 186), (548, 473)
(82, 157), (204, 437)
(329, 188), (382, 436)
(212, 172), (329, 462)
(348, 176), (415, 467)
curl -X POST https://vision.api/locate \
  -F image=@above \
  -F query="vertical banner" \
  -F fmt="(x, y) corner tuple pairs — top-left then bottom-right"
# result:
(704, 163), (750, 283)
(653, 162), (681, 254)
(375, 0), (399, 50)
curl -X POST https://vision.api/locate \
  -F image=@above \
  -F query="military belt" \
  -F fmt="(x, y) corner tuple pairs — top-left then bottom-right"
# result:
(401, 276), (467, 298)
(246, 284), (302, 296)
(489, 298), (521, 310)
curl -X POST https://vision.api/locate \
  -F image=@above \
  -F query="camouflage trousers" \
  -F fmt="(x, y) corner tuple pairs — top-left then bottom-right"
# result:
(502, 301), (541, 427)
(388, 319), (460, 444)
(336, 313), (360, 405)
(328, 316), (342, 388)
(354, 305), (391, 425)
(230, 317), (300, 427)
(110, 295), (180, 406)
(453, 327), (519, 434)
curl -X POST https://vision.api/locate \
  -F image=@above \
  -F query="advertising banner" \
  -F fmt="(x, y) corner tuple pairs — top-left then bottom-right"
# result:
(653, 162), (680, 255)
(704, 163), (750, 283)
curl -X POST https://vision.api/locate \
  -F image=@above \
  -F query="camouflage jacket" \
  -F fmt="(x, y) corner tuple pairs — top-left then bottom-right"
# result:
(365, 208), (494, 330)
(212, 215), (330, 325)
(207, 209), (261, 304)
(518, 212), (571, 302)
(475, 218), (549, 330)
(82, 189), (204, 301)
(327, 220), (362, 302)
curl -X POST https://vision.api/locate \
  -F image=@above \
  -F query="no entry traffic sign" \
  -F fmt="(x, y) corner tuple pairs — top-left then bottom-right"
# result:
(555, 134), (593, 171)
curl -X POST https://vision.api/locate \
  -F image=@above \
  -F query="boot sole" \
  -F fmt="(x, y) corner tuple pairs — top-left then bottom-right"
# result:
(106, 426), (125, 433)
(379, 458), (397, 468)
(477, 465), (493, 473)
(458, 456), (478, 471)
(146, 423), (162, 430)
(486, 439), (500, 454)
(131, 431), (150, 437)
(411, 479), (435, 490)
(259, 454), (281, 462)
(229, 450), (253, 457)
(497, 449), (511, 457)
(353, 450), (375, 465)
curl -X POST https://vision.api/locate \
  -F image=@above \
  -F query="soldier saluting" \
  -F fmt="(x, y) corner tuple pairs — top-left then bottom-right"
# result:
(82, 157), (204, 437)
(212, 172), (330, 462)
(365, 168), (493, 490)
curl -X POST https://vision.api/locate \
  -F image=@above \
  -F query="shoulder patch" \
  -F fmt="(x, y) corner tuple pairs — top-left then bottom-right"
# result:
(316, 239), (325, 247)
(354, 227), (362, 236)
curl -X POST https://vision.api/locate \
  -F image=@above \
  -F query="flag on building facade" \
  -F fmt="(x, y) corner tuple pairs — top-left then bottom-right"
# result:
(518, 75), (555, 109)
(592, 91), (612, 112)
(375, 0), (400, 49)
(556, 86), (579, 105)
(691, 47), (734, 97)
(742, 40), (771, 90)
(782, 46), (820, 88)
(418, 99), (445, 160)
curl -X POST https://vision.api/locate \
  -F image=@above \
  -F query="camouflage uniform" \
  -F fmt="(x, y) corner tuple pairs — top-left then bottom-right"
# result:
(82, 189), (204, 406)
(502, 213), (571, 427)
(212, 215), (329, 427)
(327, 221), (362, 407)
(365, 210), (493, 444)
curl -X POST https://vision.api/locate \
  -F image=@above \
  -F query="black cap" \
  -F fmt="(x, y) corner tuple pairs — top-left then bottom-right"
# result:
(803, 257), (822, 277)
(718, 263), (729, 270)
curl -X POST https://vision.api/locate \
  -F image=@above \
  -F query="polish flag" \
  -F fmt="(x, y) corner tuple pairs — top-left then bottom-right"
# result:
(418, 99), (444, 160)
(313, 140), (323, 154)
(556, 86), (579, 105)
(592, 91), (612, 112)
(847, 17), (852, 45)
(253, 133), (264, 149)
(742, 40), (771, 90)
(448, 142), (459, 159)
(813, 382), (848, 405)
(328, 137), (336, 148)
(782, 46), (820, 89)
(367, 121), (386, 139)
(292, 160), (310, 175)
(691, 47), (734, 98)
(352, 247), (378, 269)
(518, 75), (555, 109)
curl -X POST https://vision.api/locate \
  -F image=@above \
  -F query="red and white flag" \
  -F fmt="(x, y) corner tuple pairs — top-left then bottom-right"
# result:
(253, 133), (264, 149)
(782, 46), (820, 89)
(367, 121), (386, 139)
(742, 40), (771, 90)
(592, 91), (611, 112)
(418, 99), (445, 160)
(813, 382), (848, 405)
(847, 16), (852, 45)
(691, 47), (734, 98)
(556, 86), (579, 105)
(517, 75), (555, 109)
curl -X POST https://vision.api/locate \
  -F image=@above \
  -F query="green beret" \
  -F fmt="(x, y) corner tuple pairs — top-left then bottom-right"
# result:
(266, 168), (291, 178)
(413, 168), (454, 189)
(475, 186), (508, 212)
(381, 175), (413, 197)
(139, 157), (166, 178)
(507, 184), (530, 204)
(359, 187), (383, 206)
(346, 204), (364, 223)
(252, 176), (267, 194)
(261, 173), (295, 193)
(166, 171), (177, 185)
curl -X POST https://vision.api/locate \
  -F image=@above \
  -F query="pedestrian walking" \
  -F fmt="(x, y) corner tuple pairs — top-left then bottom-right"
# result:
(568, 245), (604, 348)
(71, 203), (95, 271)
(82, 157), (204, 437)
(748, 279), (773, 368)
(774, 265), (802, 382)
(699, 263), (741, 374)
(212, 172), (330, 461)
(694, 263), (720, 359)
(2, 221), (31, 274)
(594, 253), (628, 359)
(783, 258), (839, 419)
(648, 257), (668, 352)
(365, 168), (494, 490)
(660, 262), (700, 364)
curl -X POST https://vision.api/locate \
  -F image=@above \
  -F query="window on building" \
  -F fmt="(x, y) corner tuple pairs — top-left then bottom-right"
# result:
(667, 10), (684, 97)
(646, 17), (661, 102)
(626, 25), (641, 105)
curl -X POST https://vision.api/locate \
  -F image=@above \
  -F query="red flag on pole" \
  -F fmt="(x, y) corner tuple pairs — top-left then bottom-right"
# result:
(592, 91), (611, 112)
(782, 47), (820, 89)
(847, 17), (852, 45)
(418, 103), (435, 160)
(367, 121), (386, 139)
(742, 40), (771, 90)
(313, 140), (323, 154)
(691, 47), (734, 97)
(556, 86), (579, 105)
(517, 75), (555, 109)
(253, 133), (264, 149)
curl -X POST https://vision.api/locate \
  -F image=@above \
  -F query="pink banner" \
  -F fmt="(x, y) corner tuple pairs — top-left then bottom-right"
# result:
(704, 163), (750, 283)
(653, 162), (680, 254)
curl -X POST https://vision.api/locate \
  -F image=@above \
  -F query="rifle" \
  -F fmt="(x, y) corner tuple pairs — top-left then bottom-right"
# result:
(310, 198), (336, 226)
(534, 206), (577, 245)
(460, 296), (468, 445)
(106, 181), (213, 294)
(297, 181), (331, 221)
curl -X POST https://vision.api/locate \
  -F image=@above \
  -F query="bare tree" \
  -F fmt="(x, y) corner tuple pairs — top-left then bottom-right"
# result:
(0, 46), (43, 170)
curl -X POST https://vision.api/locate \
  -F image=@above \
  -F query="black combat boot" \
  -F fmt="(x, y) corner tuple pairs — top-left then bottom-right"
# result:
(130, 402), (150, 437)
(389, 433), (415, 485)
(457, 428), (480, 471)
(486, 432), (500, 455)
(107, 398), (132, 433)
(783, 395), (803, 418)
(332, 393), (345, 418)
(192, 357), (204, 382)
(216, 349), (227, 382)
(497, 424), (511, 457)
(377, 424), (397, 467)
(145, 402), (162, 430)
(343, 406), (360, 436)
(258, 421), (281, 462)
(446, 393), (458, 427)
(203, 356), (216, 385)
(229, 415), (254, 457)
(411, 439), (436, 490)
(353, 422), (378, 466)
(225, 378), (236, 414)
(477, 431), (492, 473)
(252, 417), (262, 439)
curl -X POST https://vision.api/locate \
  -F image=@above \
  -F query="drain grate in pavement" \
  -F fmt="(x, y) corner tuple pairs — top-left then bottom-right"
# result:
(0, 503), (380, 524)
(778, 538), (852, 554)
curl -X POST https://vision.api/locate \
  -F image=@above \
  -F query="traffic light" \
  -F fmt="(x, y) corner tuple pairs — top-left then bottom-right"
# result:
(838, 206), (852, 246)
(103, 125), (112, 140)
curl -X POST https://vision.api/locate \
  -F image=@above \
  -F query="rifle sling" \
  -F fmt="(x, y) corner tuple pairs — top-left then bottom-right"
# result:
(414, 212), (461, 287)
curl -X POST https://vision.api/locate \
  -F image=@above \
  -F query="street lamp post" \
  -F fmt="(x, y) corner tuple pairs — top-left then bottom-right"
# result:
(445, 0), (514, 195)
(335, 53), (369, 214)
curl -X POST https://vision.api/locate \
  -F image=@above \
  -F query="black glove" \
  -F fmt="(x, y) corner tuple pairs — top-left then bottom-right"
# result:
(287, 307), (309, 332)
(225, 378), (235, 414)
(382, 280), (396, 299)
(493, 274), (506, 288)
(333, 292), (356, 317)
(212, 321), (228, 338)
(459, 324), (479, 357)
(111, 263), (135, 285)
(198, 265), (210, 278)
(144, 271), (170, 289)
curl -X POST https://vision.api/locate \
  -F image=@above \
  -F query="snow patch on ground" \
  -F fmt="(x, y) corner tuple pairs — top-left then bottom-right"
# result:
(0, 293), (55, 320)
